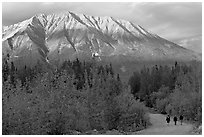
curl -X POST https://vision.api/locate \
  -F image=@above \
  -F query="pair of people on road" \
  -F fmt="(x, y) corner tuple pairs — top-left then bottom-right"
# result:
(166, 115), (183, 125)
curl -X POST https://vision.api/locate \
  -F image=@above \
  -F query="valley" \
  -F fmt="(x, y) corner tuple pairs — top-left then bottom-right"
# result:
(2, 10), (202, 135)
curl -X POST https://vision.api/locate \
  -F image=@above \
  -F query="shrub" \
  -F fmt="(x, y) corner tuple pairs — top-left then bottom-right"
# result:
(2, 60), (149, 134)
(116, 87), (149, 131)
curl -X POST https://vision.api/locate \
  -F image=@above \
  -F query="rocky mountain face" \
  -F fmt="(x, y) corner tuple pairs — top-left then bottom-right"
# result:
(2, 11), (201, 69)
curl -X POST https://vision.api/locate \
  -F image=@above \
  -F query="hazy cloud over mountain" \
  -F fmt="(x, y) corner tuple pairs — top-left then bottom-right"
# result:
(2, 2), (202, 53)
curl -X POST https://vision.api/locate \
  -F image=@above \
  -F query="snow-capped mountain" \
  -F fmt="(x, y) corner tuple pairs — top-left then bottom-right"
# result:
(2, 11), (201, 68)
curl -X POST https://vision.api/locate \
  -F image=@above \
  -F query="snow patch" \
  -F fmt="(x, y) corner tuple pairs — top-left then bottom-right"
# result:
(92, 52), (101, 61)
(120, 66), (126, 72)
(137, 25), (147, 35)
(165, 44), (171, 48)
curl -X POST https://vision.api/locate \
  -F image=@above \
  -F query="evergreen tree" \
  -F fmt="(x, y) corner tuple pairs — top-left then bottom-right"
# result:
(117, 73), (121, 82)
(109, 63), (114, 78)
(2, 58), (9, 82)
(128, 71), (141, 97)
(10, 62), (16, 86)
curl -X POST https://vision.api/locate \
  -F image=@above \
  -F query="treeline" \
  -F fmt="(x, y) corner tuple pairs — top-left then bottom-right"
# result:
(2, 58), (149, 135)
(129, 61), (202, 123)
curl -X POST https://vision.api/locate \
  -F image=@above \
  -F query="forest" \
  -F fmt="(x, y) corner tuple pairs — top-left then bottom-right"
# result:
(129, 61), (202, 122)
(2, 58), (149, 135)
(2, 55), (202, 134)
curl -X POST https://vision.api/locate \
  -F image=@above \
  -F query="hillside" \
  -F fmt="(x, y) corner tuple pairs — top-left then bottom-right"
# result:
(2, 11), (201, 70)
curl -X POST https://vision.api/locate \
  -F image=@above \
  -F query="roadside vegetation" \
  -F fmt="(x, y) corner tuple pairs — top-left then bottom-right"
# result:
(129, 61), (202, 125)
(2, 58), (149, 135)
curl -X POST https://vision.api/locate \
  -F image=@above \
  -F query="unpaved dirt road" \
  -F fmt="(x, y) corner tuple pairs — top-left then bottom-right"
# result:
(135, 113), (194, 135)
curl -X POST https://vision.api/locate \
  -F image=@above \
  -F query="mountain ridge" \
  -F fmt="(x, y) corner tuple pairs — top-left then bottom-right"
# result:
(2, 11), (201, 69)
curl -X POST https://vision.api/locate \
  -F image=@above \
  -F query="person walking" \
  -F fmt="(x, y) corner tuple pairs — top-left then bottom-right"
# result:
(166, 115), (170, 126)
(179, 115), (183, 125)
(173, 116), (177, 125)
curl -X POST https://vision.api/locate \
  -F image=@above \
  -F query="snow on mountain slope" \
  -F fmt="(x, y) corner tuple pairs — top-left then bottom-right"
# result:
(2, 11), (201, 68)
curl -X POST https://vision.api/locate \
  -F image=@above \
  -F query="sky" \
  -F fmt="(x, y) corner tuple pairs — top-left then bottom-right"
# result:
(2, 2), (202, 53)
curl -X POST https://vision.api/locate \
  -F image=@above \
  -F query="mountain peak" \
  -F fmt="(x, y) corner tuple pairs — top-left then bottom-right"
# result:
(2, 11), (201, 69)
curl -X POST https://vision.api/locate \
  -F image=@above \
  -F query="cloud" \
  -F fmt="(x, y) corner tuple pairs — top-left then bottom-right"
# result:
(177, 35), (202, 53)
(126, 2), (202, 52)
(129, 3), (202, 39)
(41, 2), (55, 5)
(3, 2), (44, 24)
